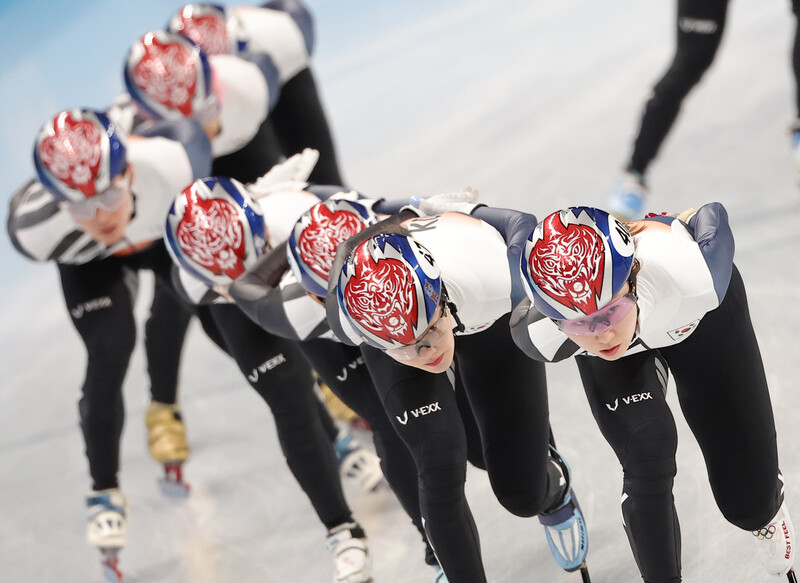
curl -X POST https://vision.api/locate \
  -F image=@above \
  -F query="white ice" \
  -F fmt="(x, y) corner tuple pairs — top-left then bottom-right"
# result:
(2, 0), (800, 581)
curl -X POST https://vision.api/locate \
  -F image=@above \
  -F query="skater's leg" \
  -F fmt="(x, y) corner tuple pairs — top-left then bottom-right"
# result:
(59, 260), (136, 492)
(301, 339), (437, 564)
(628, 0), (730, 175)
(207, 304), (353, 529)
(145, 273), (193, 406)
(268, 67), (345, 186)
(361, 346), (486, 583)
(453, 314), (556, 516)
(577, 351), (681, 583)
(664, 266), (792, 575)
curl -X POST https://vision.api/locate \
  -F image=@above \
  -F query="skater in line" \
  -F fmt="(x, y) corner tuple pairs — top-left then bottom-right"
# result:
(7, 108), (213, 580)
(230, 188), (493, 582)
(165, 0), (346, 186)
(318, 201), (590, 583)
(607, 0), (800, 220)
(512, 204), (796, 581)
(163, 171), (384, 583)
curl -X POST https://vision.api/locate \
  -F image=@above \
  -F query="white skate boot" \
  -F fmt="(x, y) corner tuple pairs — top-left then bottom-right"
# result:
(752, 500), (796, 579)
(334, 431), (385, 493)
(87, 488), (128, 582)
(146, 400), (190, 497)
(326, 522), (373, 583)
(607, 169), (648, 221)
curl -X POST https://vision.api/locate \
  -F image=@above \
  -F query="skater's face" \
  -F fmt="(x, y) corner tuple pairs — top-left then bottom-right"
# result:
(71, 168), (133, 245)
(386, 304), (456, 373)
(563, 281), (638, 361)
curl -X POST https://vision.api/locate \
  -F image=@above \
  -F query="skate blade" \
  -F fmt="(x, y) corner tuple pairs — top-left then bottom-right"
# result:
(158, 463), (190, 498)
(100, 549), (122, 582)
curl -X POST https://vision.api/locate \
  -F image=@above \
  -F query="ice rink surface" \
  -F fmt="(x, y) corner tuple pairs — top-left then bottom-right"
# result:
(2, 0), (800, 581)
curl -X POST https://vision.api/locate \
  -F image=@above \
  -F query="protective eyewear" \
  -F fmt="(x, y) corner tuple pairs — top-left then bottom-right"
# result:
(556, 293), (637, 336)
(386, 306), (451, 361)
(68, 172), (131, 221)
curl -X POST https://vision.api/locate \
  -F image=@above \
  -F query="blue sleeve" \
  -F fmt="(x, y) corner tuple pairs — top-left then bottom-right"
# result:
(261, 0), (315, 56)
(686, 202), (735, 303)
(238, 51), (282, 111)
(471, 206), (538, 307)
(134, 118), (212, 179)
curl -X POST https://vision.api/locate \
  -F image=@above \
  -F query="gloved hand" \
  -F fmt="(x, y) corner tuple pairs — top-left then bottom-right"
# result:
(411, 186), (481, 216)
(247, 148), (320, 196)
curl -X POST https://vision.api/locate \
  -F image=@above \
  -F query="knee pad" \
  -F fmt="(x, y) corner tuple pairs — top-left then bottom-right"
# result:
(623, 421), (678, 496)
(416, 432), (467, 505)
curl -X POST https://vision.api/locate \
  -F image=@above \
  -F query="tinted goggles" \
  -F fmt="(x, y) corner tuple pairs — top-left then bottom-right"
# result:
(386, 306), (451, 361)
(557, 293), (637, 336)
(68, 172), (131, 221)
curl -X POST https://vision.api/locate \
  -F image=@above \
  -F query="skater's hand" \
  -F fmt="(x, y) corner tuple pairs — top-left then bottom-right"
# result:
(411, 186), (481, 216)
(248, 148), (320, 196)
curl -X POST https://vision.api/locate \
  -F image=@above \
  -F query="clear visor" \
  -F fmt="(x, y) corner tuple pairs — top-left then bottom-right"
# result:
(556, 293), (637, 336)
(68, 172), (131, 221)
(385, 306), (451, 361)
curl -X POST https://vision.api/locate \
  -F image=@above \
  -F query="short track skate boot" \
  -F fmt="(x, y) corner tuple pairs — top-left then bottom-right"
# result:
(752, 500), (796, 578)
(334, 431), (385, 493)
(538, 448), (589, 574)
(87, 488), (128, 582)
(326, 522), (373, 583)
(607, 170), (648, 221)
(145, 401), (190, 497)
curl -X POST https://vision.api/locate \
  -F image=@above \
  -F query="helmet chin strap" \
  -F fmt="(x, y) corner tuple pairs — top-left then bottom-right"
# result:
(441, 284), (465, 333)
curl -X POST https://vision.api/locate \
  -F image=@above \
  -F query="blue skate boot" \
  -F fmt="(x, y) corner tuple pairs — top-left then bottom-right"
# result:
(607, 169), (648, 221)
(433, 566), (448, 582)
(538, 447), (589, 576)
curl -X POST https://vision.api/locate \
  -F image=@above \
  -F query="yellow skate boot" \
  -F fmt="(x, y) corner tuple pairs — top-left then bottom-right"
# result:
(145, 401), (190, 497)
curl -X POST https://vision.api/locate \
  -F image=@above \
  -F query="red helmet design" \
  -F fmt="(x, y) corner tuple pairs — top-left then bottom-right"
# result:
(170, 5), (231, 55)
(132, 33), (198, 117)
(37, 111), (103, 197)
(177, 194), (246, 281)
(342, 239), (419, 346)
(299, 203), (366, 281)
(528, 211), (606, 315)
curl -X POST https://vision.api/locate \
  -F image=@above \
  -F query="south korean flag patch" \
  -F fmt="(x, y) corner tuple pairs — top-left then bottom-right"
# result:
(668, 319), (700, 341)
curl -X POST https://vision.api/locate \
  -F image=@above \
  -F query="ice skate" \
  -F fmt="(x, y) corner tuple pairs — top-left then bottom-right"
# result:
(752, 499), (796, 580)
(607, 169), (648, 221)
(326, 522), (373, 583)
(433, 566), (449, 582)
(334, 430), (385, 493)
(538, 447), (590, 579)
(145, 401), (190, 497)
(318, 376), (371, 431)
(87, 489), (128, 582)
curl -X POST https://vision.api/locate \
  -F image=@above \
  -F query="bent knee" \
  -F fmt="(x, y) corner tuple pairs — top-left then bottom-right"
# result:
(623, 421), (678, 492)
(416, 432), (467, 503)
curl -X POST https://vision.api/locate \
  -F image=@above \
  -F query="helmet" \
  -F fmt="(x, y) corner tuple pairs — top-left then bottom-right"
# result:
(33, 108), (127, 203)
(167, 4), (248, 55)
(287, 198), (378, 298)
(520, 206), (635, 320)
(124, 30), (218, 125)
(337, 233), (442, 349)
(165, 176), (267, 286)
